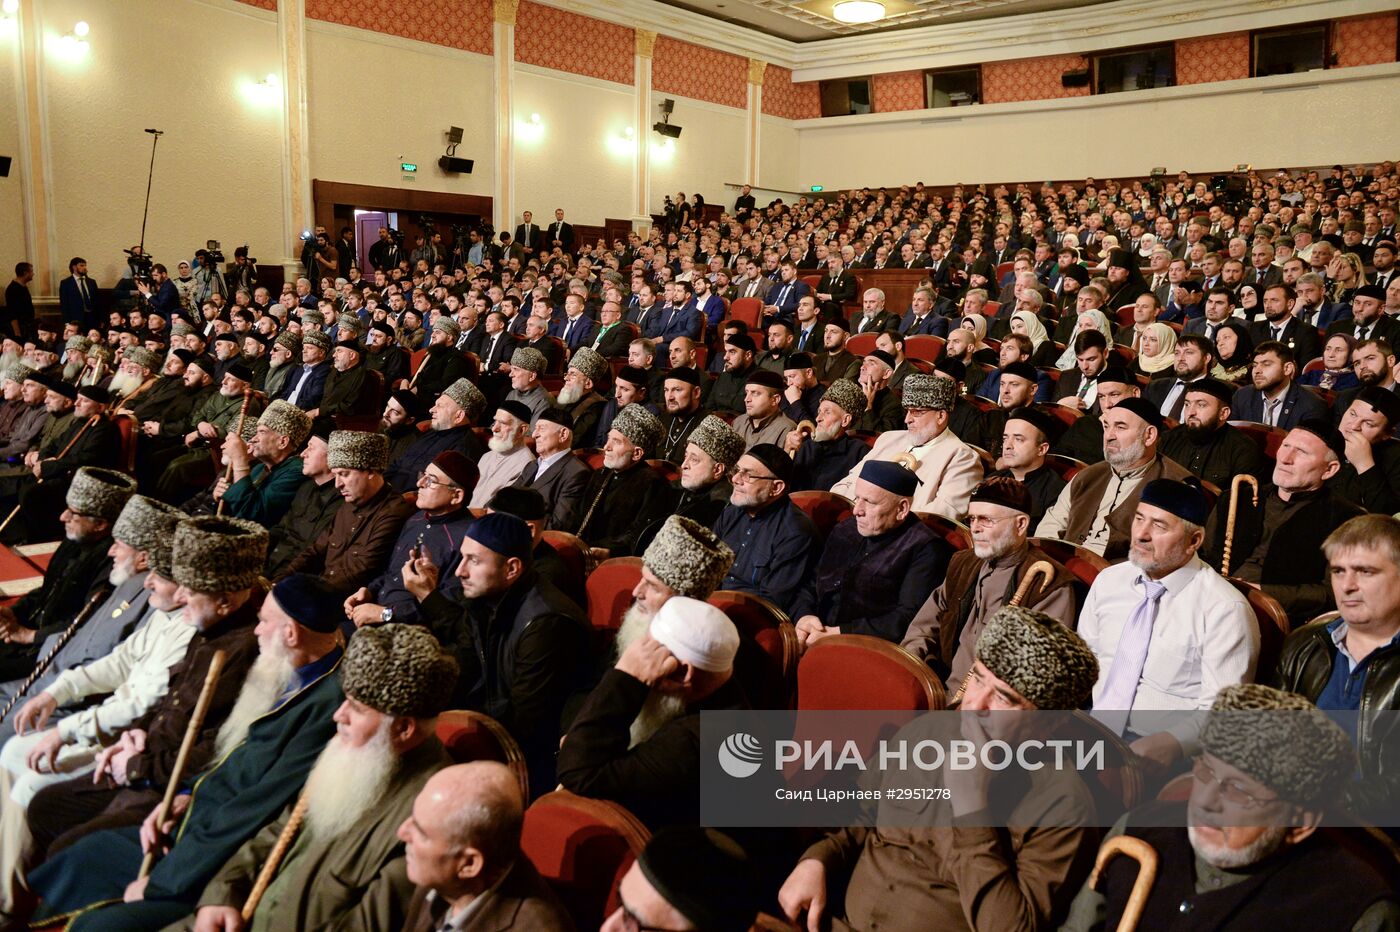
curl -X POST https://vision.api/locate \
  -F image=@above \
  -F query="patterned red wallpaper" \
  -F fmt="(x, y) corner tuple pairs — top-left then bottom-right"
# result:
(233, 0), (276, 9)
(1334, 13), (1399, 68)
(982, 53), (1090, 104)
(872, 70), (925, 112)
(515, 1), (632, 84)
(1176, 32), (1249, 84)
(305, 0), (494, 56)
(763, 65), (821, 120)
(651, 36), (748, 109)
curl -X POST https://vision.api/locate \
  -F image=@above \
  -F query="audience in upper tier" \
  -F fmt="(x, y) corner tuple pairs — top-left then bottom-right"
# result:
(0, 161), (1397, 929)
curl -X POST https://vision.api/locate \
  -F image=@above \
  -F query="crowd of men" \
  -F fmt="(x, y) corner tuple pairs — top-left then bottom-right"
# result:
(0, 160), (1396, 929)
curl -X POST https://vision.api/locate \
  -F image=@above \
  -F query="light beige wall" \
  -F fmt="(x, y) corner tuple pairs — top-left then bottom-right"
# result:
(511, 66), (633, 225)
(759, 115), (799, 193)
(306, 24), (494, 202)
(0, 19), (24, 275)
(31, 0), (284, 286)
(649, 95), (745, 215)
(796, 64), (1400, 189)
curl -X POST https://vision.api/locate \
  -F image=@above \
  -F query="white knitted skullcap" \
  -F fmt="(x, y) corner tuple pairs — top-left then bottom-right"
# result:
(648, 596), (739, 673)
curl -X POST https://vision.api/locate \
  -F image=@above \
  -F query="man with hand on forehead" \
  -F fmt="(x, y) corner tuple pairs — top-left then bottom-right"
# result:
(793, 460), (949, 651)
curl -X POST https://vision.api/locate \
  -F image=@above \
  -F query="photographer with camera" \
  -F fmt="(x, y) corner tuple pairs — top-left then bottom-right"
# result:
(134, 263), (180, 321)
(230, 245), (258, 294)
(307, 231), (338, 281)
(192, 246), (227, 305)
(299, 224), (326, 274)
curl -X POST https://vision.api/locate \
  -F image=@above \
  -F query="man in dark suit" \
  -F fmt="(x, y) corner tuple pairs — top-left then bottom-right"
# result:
(516, 407), (592, 530)
(734, 184), (756, 218)
(58, 257), (98, 328)
(763, 261), (809, 323)
(1144, 333), (1215, 421)
(1247, 241), (1281, 290)
(513, 210), (542, 257)
(1182, 287), (1237, 341)
(899, 287), (948, 337)
(591, 301), (635, 357)
(523, 316), (562, 373)
(1229, 341), (1328, 429)
(549, 294), (597, 353)
(548, 208), (575, 255)
(477, 310), (517, 391)
(851, 288), (893, 335)
(275, 331), (333, 411)
(1327, 285), (1396, 344)
(1248, 282), (1320, 366)
(815, 255), (857, 320)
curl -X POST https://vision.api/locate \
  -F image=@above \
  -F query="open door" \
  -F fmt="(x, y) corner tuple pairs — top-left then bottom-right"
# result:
(355, 211), (389, 272)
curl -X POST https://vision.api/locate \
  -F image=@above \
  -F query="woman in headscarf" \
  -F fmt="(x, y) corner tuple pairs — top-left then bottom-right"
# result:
(1211, 320), (1255, 385)
(1009, 310), (1059, 367)
(1132, 322), (1177, 381)
(959, 315), (999, 366)
(1236, 283), (1264, 323)
(1054, 309), (1114, 369)
(1298, 332), (1360, 391)
(1102, 248), (1149, 310)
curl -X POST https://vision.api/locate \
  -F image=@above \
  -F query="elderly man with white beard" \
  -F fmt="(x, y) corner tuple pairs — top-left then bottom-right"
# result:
(27, 567), (345, 931)
(556, 347), (609, 449)
(187, 623), (457, 932)
(259, 331), (300, 401)
(559, 594), (745, 831)
(106, 347), (162, 418)
(1061, 684), (1400, 931)
(60, 336), (90, 385)
(470, 401), (537, 511)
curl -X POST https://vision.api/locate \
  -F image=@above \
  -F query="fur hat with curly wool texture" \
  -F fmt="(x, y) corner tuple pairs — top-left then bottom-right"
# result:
(442, 378), (486, 422)
(822, 378), (868, 418)
(642, 515), (735, 599)
(170, 516), (268, 594)
(686, 415), (745, 470)
(568, 347), (608, 383)
(975, 605), (1098, 710)
(341, 623), (460, 718)
(256, 400), (313, 449)
(327, 430), (390, 473)
(609, 402), (663, 456)
(65, 468), (138, 523)
(112, 494), (183, 562)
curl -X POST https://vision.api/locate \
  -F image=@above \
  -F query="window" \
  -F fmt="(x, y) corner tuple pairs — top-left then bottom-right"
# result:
(1253, 25), (1328, 77)
(819, 78), (872, 117)
(1093, 45), (1173, 94)
(925, 67), (980, 108)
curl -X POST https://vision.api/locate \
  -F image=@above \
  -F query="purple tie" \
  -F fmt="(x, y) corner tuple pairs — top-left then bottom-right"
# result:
(1095, 576), (1167, 718)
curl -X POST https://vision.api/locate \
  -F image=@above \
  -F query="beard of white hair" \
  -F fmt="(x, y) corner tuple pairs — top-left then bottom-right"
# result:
(557, 384), (583, 406)
(215, 635), (296, 758)
(108, 551), (137, 586)
(63, 360), (83, 381)
(302, 718), (400, 841)
(0, 350), (17, 371)
(488, 435), (520, 455)
(109, 371), (141, 397)
(971, 520), (1019, 561)
(1187, 822), (1289, 870)
(614, 602), (687, 748)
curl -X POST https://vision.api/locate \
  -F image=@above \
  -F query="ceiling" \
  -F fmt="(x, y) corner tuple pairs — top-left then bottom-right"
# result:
(652, 0), (1114, 42)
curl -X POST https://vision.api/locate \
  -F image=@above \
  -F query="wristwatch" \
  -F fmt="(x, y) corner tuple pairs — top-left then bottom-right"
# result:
(380, 607), (394, 624)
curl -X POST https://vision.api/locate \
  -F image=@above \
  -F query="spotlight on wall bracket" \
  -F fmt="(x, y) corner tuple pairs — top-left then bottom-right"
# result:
(653, 99), (682, 139)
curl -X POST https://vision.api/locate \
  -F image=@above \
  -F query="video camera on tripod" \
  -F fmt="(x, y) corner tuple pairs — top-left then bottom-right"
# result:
(124, 247), (154, 284)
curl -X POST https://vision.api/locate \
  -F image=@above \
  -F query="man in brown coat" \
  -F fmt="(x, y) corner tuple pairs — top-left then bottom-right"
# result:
(400, 761), (573, 931)
(284, 430), (415, 595)
(779, 606), (1101, 932)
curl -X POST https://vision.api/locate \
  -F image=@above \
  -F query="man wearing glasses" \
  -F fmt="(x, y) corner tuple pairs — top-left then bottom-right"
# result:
(1061, 684), (1398, 931)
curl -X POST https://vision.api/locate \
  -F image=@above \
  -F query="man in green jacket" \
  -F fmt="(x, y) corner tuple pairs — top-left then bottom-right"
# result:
(214, 400), (312, 527)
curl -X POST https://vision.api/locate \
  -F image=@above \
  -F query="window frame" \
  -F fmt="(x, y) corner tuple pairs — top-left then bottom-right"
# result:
(818, 76), (874, 117)
(1250, 21), (1332, 78)
(1089, 41), (1176, 95)
(922, 64), (982, 109)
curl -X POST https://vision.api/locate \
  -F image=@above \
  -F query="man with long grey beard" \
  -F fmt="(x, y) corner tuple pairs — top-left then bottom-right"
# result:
(27, 568), (345, 930)
(588, 516), (734, 755)
(1061, 684), (1400, 931)
(469, 401), (536, 510)
(189, 623), (456, 932)
(556, 347), (609, 449)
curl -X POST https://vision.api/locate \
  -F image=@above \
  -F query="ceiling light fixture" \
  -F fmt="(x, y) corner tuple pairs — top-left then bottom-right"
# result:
(831, 0), (884, 23)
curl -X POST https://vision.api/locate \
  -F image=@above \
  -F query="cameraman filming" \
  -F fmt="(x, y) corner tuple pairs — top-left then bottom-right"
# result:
(135, 263), (180, 320)
(311, 230), (338, 280)
(299, 224), (326, 274)
(193, 247), (228, 304)
(230, 245), (258, 294)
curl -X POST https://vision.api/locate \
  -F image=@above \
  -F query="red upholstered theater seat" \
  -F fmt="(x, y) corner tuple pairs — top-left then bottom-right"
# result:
(918, 513), (971, 552)
(1228, 420), (1287, 459)
(540, 530), (589, 608)
(846, 332), (879, 358)
(1225, 576), (1290, 679)
(797, 634), (945, 712)
(521, 790), (650, 931)
(584, 556), (643, 652)
(728, 297), (763, 330)
(434, 709), (530, 801)
(1043, 453), (1087, 483)
(708, 589), (799, 710)
(1029, 537), (1108, 609)
(1061, 711), (1147, 821)
(787, 490), (853, 544)
(904, 334), (944, 362)
(573, 448), (607, 471)
(112, 413), (138, 475)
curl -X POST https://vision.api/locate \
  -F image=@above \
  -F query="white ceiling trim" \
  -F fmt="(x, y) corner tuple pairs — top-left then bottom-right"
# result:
(530, 0), (1398, 81)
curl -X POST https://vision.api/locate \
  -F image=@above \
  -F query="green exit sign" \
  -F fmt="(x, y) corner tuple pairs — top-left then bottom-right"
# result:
(810, 185), (824, 192)
(401, 162), (418, 173)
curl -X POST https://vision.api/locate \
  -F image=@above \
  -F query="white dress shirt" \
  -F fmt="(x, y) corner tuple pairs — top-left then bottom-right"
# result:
(1078, 556), (1257, 752)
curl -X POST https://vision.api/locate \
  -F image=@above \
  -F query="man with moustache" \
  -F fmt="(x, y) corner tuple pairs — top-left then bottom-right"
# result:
(1160, 378), (1264, 489)
(312, 339), (375, 420)
(153, 364), (265, 506)
(0, 367), (48, 467)
(655, 366), (705, 465)
(264, 424), (342, 577)
(363, 322), (408, 388)
(515, 408), (592, 532)
(1061, 684), (1398, 931)
(190, 624), (457, 932)
(555, 347), (609, 448)
(212, 400), (313, 527)
(658, 415), (745, 530)
(259, 331), (300, 401)
(107, 348), (167, 423)
(384, 379), (487, 495)
(573, 404), (668, 557)
(274, 328), (332, 413)
(785, 378), (869, 494)
(559, 595), (744, 831)
(379, 389), (428, 466)
(470, 402), (536, 511)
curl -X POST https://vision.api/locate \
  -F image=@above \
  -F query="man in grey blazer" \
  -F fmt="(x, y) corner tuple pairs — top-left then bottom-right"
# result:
(516, 407), (592, 530)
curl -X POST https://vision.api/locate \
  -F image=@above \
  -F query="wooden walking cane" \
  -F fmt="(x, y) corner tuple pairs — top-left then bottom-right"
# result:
(139, 650), (227, 879)
(215, 389), (253, 518)
(1088, 835), (1159, 932)
(949, 561), (1056, 706)
(1220, 474), (1260, 576)
(241, 792), (309, 921)
(0, 412), (104, 537)
(0, 587), (108, 726)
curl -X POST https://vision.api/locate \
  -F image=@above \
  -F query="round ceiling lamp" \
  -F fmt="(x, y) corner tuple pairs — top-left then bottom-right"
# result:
(832, 0), (885, 23)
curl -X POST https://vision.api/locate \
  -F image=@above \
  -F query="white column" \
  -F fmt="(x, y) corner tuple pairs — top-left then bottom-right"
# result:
(746, 59), (766, 188)
(278, 0), (312, 280)
(14, 0), (56, 295)
(493, 0), (519, 234)
(631, 29), (656, 232)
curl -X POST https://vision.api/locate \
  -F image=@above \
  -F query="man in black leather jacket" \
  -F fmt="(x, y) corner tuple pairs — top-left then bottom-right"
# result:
(1271, 513), (1400, 828)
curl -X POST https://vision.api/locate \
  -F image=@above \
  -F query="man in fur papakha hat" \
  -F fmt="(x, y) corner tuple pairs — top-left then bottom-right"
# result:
(665, 414), (745, 530)
(384, 378), (487, 494)
(572, 403), (669, 557)
(28, 571), (346, 930)
(214, 399), (313, 526)
(781, 605), (1102, 932)
(284, 430), (415, 595)
(190, 623), (458, 932)
(410, 315), (472, 400)
(1062, 684), (1399, 931)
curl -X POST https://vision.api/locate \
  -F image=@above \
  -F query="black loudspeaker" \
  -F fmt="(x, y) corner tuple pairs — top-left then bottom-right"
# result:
(1061, 70), (1090, 88)
(660, 98), (675, 114)
(0, 156), (10, 178)
(438, 155), (474, 174)
(447, 126), (464, 144)
(652, 122), (682, 139)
